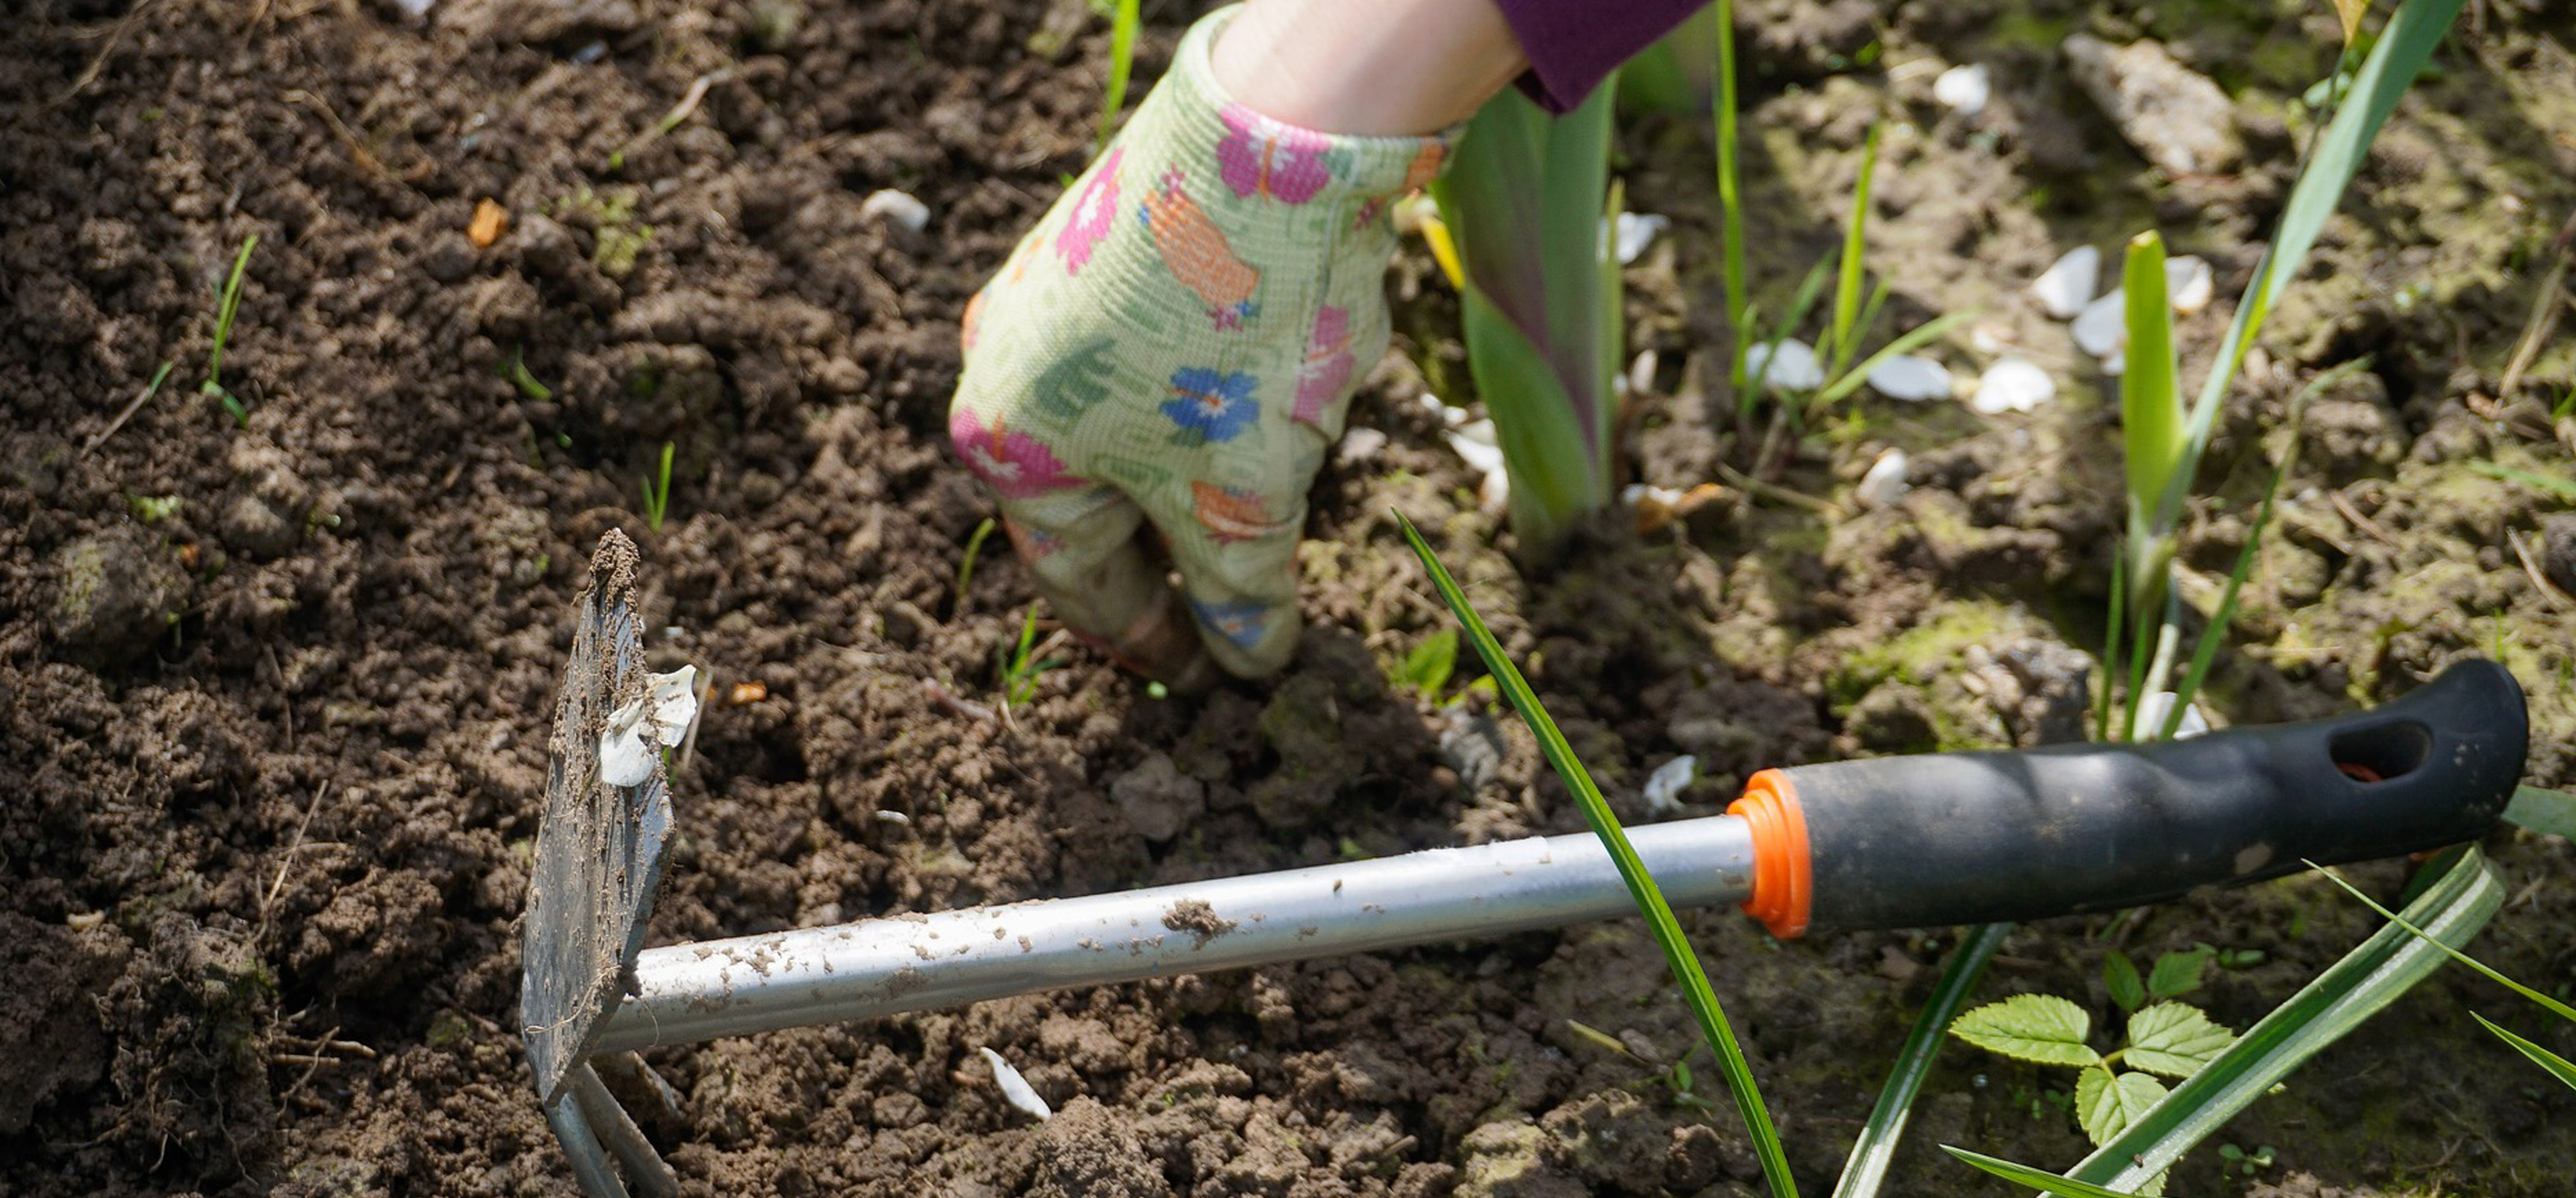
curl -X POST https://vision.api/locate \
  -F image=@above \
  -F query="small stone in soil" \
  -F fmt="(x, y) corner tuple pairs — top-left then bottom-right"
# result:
(2541, 512), (2576, 595)
(47, 528), (188, 664)
(2063, 33), (2244, 176)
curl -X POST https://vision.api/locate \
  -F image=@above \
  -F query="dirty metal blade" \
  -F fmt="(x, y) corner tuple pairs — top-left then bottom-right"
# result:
(523, 531), (673, 1105)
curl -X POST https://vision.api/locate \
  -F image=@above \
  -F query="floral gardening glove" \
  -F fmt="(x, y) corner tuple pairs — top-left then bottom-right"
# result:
(947, 5), (1450, 683)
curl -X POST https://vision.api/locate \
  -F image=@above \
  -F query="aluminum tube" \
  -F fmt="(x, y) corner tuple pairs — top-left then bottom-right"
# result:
(597, 814), (1756, 1053)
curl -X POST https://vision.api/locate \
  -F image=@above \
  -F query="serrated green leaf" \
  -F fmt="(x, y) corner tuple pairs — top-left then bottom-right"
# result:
(2124, 1003), (2236, 1077)
(2075, 1067), (2168, 1147)
(2147, 947), (2210, 999)
(2475, 1013), (2576, 1091)
(1951, 994), (2100, 1068)
(2104, 951), (2146, 1012)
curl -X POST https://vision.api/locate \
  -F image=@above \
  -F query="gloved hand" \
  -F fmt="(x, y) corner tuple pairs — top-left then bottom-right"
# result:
(947, 5), (1449, 683)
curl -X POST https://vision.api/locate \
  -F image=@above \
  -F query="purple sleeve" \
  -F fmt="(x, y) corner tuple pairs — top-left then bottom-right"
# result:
(1490, 0), (1709, 113)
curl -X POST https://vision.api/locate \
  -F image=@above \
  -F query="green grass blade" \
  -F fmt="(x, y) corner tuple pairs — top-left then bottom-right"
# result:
(2120, 232), (2183, 595)
(1092, 0), (1141, 153)
(2061, 847), (2501, 1191)
(1813, 311), (1974, 408)
(2306, 859), (2576, 1024)
(1831, 922), (2010, 1198)
(2475, 1014), (2576, 1090)
(1714, 0), (1746, 389)
(2164, 0), (2465, 538)
(2467, 459), (2576, 502)
(204, 233), (260, 393)
(1828, 124), (1882, 377)
(2096, 552), (2126, 742)
(1397, 512), (1797, 1198)
(2504, 785), (2576, 838)
(1740, 253), (1839, 417)
(955, 515), (998, 611)
(1940, 1147), (2148, 1198)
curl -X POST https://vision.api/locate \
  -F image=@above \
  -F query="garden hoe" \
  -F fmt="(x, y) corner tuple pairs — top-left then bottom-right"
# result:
(522, 535), (2529, 1197)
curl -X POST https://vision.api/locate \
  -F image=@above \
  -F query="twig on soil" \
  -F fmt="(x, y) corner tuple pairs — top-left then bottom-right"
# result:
(613, 67), (739, 167)
(261, 780), (331, 918)
(921, 678), (997, 723)
(2500, 207), (2576, 397)
(82, 361), (176, 457)
(282, 88), (411, 185)
(1714, 462), (1842, 518)
(54, 0), (161, 105)
(2328, 489), (2396, 546)
(2509, 530), (2575, 612)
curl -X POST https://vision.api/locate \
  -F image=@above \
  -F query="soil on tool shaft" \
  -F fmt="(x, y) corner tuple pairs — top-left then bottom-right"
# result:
(1, 0), (2571, 1196)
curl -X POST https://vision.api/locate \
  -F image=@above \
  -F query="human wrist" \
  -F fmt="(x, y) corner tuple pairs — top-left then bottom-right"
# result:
(1208, 0), (1526, 137)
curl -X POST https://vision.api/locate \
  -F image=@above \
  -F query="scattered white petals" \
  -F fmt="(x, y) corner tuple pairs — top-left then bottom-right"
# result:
(2031, 246), (2100, 319)
(1453, 417), (1498, 448)
(1866, 354), (1953, 401)
(598, 665), (700, 787)
(2166, 254), (2214, 313)
(1969, 323), (2010, 355)
(1614, 212), (1670, 265)
(1626, 349), (1659, 398)
(1642, 756), (1697, 814)
(1444, 431), (1504, 478)
(1478, 466), (1510, 515)
(1622, 483), (1685, 508)
(1744, 338), (1824, 393)
(859, 188), (931, 233)
(874, 810), (912, 826)
(2071, 291), (2127, 358)
(570, 40), (609, 64)
(979, 1048), (1053, 1121)
(1933, 63), (1992, 117)
(2136, 691), (2212, 739)
(1417, 393), (1470, 427)
(1334, 426), (1388, 467)
(2100, 348), (2127, 377)
(390, 0), (437, 15)
(1970, 358), (2056, 414)
(1856, 448), (1911, 508)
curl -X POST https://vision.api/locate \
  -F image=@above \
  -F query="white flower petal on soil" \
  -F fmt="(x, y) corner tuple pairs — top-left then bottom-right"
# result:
(1933, 63), (1992, 116)
(1614, 212), (1670, 265)
(2166, 254), (2214, 313)
(1626, 348), (1659, 398)
(598, 664), (700, 788)
(2031, 246), (2100, 319)
(2100, 348), (2126, 377)
(1856, 448), (1911, 509)
(859, 188), (931, 233)
(1867, 353), (1953, 402)
(1418, 393), (1469, 427)
(390, 0), (436, 15)
(1454, 417), (1499, 448)
(1477, 465), (1511, 516)
(1444, 430), (1505, 477)
(1642, 755), (1697, 814)
(1621, 483), (1685, 508)
(2071, 291), (2127, 359)
(1970, 358), (2056, 414)
(1744, 338), (1824, 393)
(979, 1048), (1053, 1121)
(2135, 691), (2212, 739)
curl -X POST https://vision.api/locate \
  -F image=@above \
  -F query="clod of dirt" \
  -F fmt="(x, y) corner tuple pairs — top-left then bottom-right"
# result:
(1456, 1117), (1581, 1198)
(1247, 674), (1359, 829)
(1027, 1097), (1173, 1198)
(0, 914), (130, 1135)
(2540, 513), (2576, 596)
(218, 494), (300, 560)
(1110, 752), (1204, 843)
(2063, 34), (2244, 176)
(2296, 370), (2407, 481)
(1160, 898), (1235, 948)
(47, 526), (188, 664)
(438, 0), (638, 45)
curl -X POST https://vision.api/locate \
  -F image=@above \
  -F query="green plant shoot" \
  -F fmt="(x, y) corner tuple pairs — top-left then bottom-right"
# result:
(1398, 512), (1797, 1197)
(641, 441), (675, 532)
(204, 233), (259, 426)
(1429, 80), (1622, 555)
(1093, 0), (1140, 153)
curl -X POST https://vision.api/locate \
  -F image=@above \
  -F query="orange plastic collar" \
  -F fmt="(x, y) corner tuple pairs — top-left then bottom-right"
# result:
(1728, 769), (1813, 938)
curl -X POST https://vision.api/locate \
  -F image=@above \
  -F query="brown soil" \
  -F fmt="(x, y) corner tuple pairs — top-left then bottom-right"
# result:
(3, 1), (2570, 1197)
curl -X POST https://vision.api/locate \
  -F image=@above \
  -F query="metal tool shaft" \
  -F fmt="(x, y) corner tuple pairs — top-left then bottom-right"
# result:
(597, 814), (1758, 1053)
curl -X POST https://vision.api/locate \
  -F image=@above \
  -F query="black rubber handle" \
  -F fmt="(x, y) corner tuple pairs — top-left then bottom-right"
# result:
(1780, 660), (2527, 931)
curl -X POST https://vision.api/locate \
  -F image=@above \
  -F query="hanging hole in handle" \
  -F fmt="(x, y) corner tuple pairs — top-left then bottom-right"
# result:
(2329, 720), (2432, 784)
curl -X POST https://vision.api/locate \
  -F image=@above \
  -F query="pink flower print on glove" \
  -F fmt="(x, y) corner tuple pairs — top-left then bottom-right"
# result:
(1216, 105), (1331, 205)
(1056, 148), (1124, 275)
(950, 409), (1081, 499)
(1291, 305), (1355, 426)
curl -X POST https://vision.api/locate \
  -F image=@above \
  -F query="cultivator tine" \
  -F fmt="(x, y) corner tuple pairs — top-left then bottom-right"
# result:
(571, 1061), (679, 1198)
(523, 531), (680, 1197)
